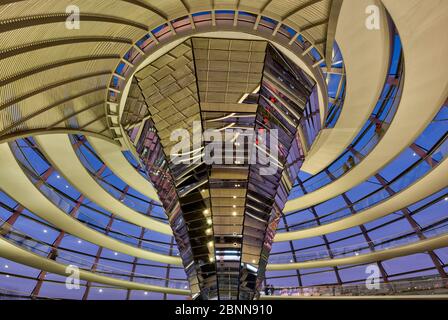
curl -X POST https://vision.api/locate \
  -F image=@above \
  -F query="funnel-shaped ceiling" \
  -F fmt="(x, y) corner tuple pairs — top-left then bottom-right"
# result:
(123, 38), (319, 300)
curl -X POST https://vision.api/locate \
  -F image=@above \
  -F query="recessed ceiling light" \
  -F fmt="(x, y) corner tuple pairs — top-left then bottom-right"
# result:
(233, 196), (237, 199)
(206, 218), (212, 225)
(232, 212), (237, 216)
(43, 229), (48, 233)
(98, 289), (103, 293)
(4, 265), (8, 269)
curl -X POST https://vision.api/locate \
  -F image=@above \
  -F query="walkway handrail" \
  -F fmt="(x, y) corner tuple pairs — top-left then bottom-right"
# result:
(279, 131), (448, 232)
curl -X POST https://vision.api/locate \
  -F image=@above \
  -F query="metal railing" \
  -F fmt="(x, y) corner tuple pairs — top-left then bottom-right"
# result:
(0, 218), (189, 290)
(9, 141), (178, 256)
(263, 276), (448, 297)
(269, 220), (448, 263)
(280, 132), (448, 231)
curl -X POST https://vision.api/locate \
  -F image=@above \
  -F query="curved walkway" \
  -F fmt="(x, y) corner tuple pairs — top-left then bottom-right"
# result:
(0, 142), (181, 265)
(285, 0), (448, 212)
(276, 156), (448, 242)
(268, 233), (448, 270)
(35, 134), (171, 235)
(260, 295), (448, 300)
(87, 136), (159, 202)
(301, 0), (391, 174)
(0, 237), (188, 295)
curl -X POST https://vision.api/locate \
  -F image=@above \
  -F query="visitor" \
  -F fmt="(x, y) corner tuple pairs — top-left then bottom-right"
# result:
(375, 121), (384, 139)
(347, 155), (355, 168)
(49, 249), (59, 261)
(264, 285), (270, 296)
(269, 284), (275, 296)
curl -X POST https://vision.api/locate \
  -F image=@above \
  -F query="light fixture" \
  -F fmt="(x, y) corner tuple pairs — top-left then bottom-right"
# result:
(252, 259), (256, 264)
(43, 229), (48, 233)
(56, 175), (60, 179)
(206, 218), (212, 225)
(209, 256), (215, 262)
(4, 265), (8, 269)
(205, 228), (212, 235)
(144, 292), (148, 295)
(98, 289), (103, 293)
(232, 205), (236, 208)
(203, 209), (210, 215)
(208, 241), (214, 247)
(232, 211), (237, 216)
(114, 252), (118, 256)
(232, 196), (237, 199)
(77, 240), (82, 244)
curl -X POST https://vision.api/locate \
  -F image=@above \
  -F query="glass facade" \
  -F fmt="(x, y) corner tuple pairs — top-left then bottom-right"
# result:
(0, 1), (446, 301)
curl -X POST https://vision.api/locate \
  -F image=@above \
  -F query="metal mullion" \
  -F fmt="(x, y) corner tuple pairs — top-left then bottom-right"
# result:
(324, 169), (390, 283)
(297, 179), (343, 285)
(374, 173), (447, 279)
(349, 146), (446, 279)
(280, 214), (303, 287)
(31, 195), (86, 298)
(82, 165), (119, 300)
(163, 236), (175, 300)
(126, 200), (153, 299)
